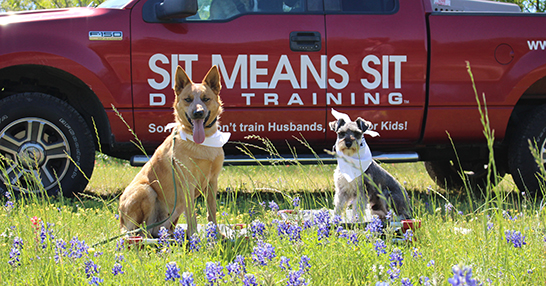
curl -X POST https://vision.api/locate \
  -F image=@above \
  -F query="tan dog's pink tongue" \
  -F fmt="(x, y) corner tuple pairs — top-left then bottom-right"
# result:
(192, 119), (205, 144)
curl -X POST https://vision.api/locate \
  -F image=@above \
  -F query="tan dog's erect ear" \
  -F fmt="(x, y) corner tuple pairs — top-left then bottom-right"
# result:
(329, 119), (345, 132)
(203, 65), (222, 95)
(174, 66), (193, 93)
(355, 117), (372, 132)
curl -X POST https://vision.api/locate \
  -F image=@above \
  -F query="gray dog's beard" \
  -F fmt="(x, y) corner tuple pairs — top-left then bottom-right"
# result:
(335, 138), (373, 182)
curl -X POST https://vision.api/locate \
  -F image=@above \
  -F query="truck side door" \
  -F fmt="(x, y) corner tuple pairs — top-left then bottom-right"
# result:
(130, 0), (328, 154)
(324, 0), (428, 148)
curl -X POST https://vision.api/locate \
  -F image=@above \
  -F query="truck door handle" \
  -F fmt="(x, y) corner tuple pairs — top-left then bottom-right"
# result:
(290, 31), (321, 52)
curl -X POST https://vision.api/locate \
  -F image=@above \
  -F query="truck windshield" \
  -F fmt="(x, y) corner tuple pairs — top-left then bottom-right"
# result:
(97, 0), (133, 9)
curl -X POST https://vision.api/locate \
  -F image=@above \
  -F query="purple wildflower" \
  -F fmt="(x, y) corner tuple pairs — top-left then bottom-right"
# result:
(84, 260), (100, 279)
(235, 255), (247, 274)
(165, 262), (181, 282)
(67, 236), (89, 259)
(8, 237), (22, 267)
(226, 261), (241, 277)
(445, 203), (454, 213)
(269, 201), (279, 212)
(505, 230), (526, 248)
(250, 220), (266, 239)
(280, 256), (291, 271)
(411, 247), (422, 259)
(251, 240), (276, 266)
(206, 222), (218, 243)
(448, 265), (481, 286)
(389, 248), (403, 268)
(374, 239), (387, 256)
(88, 276), (103, 285)
(299, 255), (311, 273)
(54, 238), (67, 263)
(292, 196), (300, 208)
(487, 222), (494, 231)
(387, 267), (400, 280)
(365, 216), (383, 236)
(403, 230), (413, 242)
(427, 260), (435, 267)
(189, 233), (201, 252)
(173, 225), (185, 245)
(112, 263), (124, 276)
(158, 227), (170, 247)
(287, 270), (308, 286)
(180, 272), (196, 286)
(420, 276), (431, 286)
(401, 278), (413, 286)
(243, 274), (258, 286)
(205, 261), (225, 286)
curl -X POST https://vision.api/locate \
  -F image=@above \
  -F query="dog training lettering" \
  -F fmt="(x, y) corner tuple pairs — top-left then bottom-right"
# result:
(2, 0), (546, 197)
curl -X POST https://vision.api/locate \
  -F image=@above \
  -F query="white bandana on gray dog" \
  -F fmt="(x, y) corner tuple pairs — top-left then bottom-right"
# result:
(165, 123), (231, 147)
(331, 109), (380, 182)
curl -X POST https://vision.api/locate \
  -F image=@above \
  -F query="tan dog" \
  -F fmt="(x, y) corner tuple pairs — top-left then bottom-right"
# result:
(119, 66), (226, 238)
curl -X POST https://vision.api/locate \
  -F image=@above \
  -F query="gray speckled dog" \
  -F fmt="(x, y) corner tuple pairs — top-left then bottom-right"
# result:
(330, 117), (412, 221)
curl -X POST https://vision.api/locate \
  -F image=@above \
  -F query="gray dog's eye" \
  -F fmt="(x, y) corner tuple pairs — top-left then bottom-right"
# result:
(338, 132), (346, 138)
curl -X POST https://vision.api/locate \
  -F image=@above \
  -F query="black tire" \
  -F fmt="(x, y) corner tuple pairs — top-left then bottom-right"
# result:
(0, 93), (95, 197)
(424, 160), (505, 194)
(508, 104), (546, 198)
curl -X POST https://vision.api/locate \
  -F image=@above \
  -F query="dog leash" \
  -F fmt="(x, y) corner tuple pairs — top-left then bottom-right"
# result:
(92, 131), (180, 247)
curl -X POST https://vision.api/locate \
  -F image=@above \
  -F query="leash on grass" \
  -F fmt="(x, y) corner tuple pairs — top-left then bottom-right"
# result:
(92, 130), (180, 247)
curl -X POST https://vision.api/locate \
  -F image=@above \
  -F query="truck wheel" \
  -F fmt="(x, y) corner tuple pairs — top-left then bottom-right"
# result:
(0, 93), (95, 197)
(508, 104), (546, 198)
(424, 160), (505, 194)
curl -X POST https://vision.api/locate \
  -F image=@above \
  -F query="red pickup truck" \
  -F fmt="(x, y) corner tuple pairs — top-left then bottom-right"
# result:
(1, 0), (544, 198)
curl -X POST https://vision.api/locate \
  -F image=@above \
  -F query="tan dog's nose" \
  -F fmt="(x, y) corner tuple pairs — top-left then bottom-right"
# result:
(193, 105), (205, 119)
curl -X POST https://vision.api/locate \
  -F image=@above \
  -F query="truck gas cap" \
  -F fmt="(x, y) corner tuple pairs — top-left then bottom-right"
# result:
(495, 43), (514, 65)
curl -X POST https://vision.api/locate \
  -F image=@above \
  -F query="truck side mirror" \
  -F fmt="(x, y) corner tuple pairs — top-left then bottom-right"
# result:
(155, 0), (197, 20)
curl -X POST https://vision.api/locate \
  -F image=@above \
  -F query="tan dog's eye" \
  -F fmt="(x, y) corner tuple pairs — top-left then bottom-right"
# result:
(202, 97), (210, 103)
(184, 97), (192, 103)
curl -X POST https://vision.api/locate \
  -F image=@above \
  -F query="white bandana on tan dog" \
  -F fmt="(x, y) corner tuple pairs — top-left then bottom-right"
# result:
(332, 109), (380, 182)
(165, 123), (231, 148)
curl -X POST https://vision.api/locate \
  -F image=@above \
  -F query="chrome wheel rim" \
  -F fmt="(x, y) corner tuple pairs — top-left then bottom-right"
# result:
(0, 117), (70, 193)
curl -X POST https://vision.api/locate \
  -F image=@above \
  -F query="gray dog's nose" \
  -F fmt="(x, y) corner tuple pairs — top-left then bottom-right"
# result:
(345, 140), (353, 148)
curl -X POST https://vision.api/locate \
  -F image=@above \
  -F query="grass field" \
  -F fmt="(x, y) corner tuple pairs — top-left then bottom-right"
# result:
(1, 153), (545, 285)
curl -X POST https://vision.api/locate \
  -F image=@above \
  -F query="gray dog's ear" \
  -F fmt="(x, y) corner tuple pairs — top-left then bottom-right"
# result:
(329, 119), (345, 132)
(355, 117), (372, 132)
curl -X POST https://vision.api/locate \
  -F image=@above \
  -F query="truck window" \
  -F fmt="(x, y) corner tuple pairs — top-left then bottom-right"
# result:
(325, 0), (396, 13)
(188, 0), (306, 20)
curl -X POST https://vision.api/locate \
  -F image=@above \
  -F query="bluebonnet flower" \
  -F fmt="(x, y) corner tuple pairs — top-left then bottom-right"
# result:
(165, 262), (181, 282)
(226, 261), (241, 277)
(38, 222), (55, 249)
(251, 240), (276, 266)
(286, 270), (308, 286)
(299, 255), (311, 273)
(365, 216), (383, 236)
(403, 230), (413, 242)
(302, 220), (313, 230)
(314, 209), (333, 241)
(88, 276), (103, 285)
(375, 282), (390, 286)
(206, 222), (218, 243)
(67, 236), (89, 259)
(158, 227), (170, 247)
(374, 239), (387, 256)
(8, 236), (23, 267)
(543, 235), (546, 243)
(387, 267), (400, 280)
(250, 220), (266, 238)
(54, 238), (67, 263)
(448, 265), (481, 286)
(505, 230), (526, 248)
(389, 248), (403, 268)
(502, 210), (517, 221)
(419, 276), (431, 286)
(235, 255), (247, 274)
(411, 247), (422, 259)
(205, 261), (225, 286)
(280, 256), (291, 271)
(427, 260), (435, 267)
(173, 225), (185, 245)
(401, 278), (413, 286)
(269, 201), (279, 212)
(180, 272), (196, 286)
(487, 222), (494, 231)
(115, 238), (125, 252)
(445, 203), (454, 213)
(386, 210), (393, 221)
(292, 196), (300, 208)
(189, 233), (201, 252)
(277, 221), (303, 242)
(112, 263), (124, 276)
(84, 260), (100, 279)
(243, 274), (258, 286)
